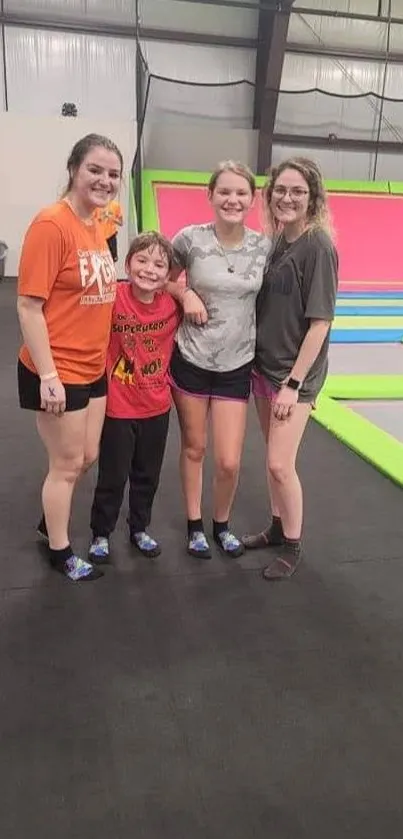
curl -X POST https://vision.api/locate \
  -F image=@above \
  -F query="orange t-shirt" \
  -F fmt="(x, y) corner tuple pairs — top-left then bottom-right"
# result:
(18, 201), (117, 384)
(95, 200), (123, 240)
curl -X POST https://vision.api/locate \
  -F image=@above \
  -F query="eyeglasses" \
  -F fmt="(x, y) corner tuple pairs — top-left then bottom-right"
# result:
(272, 186), (309, 200)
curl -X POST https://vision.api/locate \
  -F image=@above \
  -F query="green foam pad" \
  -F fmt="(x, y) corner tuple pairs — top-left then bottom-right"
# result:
(324, 375), (403, 400)
(324, 180), (389, 193)
(333, 315), (403, 329)
(336, 299), (403, 308)
(313, 395), (403, 488)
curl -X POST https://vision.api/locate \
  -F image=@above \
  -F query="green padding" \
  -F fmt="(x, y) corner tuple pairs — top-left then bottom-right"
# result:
(142, 170), (390, 194)
(389, 181), (403, 195)
(141, 171), (160, 231)
(128, 176), (137, 230)
(324, 180), (390, 193)
(324, 375), (403, 399)
(333, 315), (403, 329)
(313, 395), (403, 488)
(337, 298), (403, 308)
(141, 169), (267, 187)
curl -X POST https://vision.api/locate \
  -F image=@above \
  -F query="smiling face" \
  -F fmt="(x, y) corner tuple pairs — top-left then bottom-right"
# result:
(270, 167), (310, 230)
(69, 146), (122, 214)
(209, 170), (254, 227)
(127, 245), (170, 300)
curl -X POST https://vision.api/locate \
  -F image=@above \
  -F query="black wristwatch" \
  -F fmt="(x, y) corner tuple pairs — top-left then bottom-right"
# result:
(286, 377), (301, 391)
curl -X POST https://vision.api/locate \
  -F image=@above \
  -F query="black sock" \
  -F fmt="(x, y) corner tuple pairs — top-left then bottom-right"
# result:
(283, 536), (301, 552)
(49, 544), (74, 567)
(38, 514), (48, 536)
(187, 518), (204, 537)
(270, 516), (283, 537)
(213, 519), (228, 539)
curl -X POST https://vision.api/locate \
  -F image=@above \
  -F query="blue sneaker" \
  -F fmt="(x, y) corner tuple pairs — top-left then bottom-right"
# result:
(89, 536), (110, 563)
(58, 555), (103, 582)
(187, 531), (212, 560)
(214, 530), (244, 558)
(130, 531), (161, 558)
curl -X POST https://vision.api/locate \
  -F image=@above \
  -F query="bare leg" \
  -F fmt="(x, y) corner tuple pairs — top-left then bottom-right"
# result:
(172, 390), (209, 520)
(36, 409), (88, 550)
(210, 399), (248, 522)
(266, 403), (311, 540)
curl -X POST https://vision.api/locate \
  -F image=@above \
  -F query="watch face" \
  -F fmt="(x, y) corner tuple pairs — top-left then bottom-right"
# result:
(288, 378), (300, 391)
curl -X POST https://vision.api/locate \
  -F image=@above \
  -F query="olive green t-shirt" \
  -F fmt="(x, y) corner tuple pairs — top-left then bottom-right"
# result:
(255, 228), (338, 400)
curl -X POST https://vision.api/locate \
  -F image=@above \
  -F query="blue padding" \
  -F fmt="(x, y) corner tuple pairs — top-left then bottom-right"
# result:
(337, 292), (403, 299)
(331, 329), (403, 343)
(335, 306), (403, 315)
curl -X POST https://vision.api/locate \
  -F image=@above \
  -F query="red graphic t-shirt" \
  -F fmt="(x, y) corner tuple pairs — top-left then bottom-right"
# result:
(106, 282), (181, 419)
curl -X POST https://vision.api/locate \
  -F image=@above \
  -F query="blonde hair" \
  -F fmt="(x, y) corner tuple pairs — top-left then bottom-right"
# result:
(208, 160), (256, 196)
(263, 156), (334, 240)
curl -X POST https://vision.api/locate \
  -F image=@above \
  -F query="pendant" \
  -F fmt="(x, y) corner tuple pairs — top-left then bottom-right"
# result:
(227, 266), (235, 273)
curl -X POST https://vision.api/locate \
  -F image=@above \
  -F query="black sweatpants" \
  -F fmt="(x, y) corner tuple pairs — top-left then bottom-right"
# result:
(90, 412), (170, 537)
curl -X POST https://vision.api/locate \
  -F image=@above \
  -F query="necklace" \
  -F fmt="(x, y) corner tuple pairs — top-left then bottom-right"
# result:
(214, 228), (245, 273)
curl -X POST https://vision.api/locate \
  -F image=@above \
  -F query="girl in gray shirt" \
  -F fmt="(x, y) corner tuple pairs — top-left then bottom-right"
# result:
(169, 161), (270, 560)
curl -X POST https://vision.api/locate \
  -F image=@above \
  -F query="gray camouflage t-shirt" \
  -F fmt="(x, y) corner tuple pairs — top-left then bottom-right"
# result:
(255, 228), (338, 400)
(172, 223), (271, 372)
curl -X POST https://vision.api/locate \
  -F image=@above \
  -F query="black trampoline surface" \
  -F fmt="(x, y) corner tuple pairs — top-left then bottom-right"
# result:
(1, 281), (403, 837)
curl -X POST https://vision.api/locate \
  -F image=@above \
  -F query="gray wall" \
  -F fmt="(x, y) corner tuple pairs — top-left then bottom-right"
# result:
(143, 124), (258, 171)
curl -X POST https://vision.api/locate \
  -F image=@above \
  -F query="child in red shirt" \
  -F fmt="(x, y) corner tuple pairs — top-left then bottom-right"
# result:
(89, 231), (181, 560)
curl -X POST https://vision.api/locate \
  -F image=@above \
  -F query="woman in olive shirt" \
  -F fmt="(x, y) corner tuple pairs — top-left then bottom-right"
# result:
(243, 157), (338, 581)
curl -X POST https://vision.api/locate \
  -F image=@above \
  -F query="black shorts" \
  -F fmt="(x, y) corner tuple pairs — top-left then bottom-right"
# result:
(169, 344), (252, 402)
(18, 360), (108, 412)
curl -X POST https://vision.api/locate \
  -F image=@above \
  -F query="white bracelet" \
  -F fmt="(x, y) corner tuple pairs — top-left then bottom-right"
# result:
(40, 371), (58, 382)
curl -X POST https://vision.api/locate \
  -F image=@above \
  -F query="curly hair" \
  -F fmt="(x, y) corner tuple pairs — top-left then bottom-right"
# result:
(263, 157), (334, 240)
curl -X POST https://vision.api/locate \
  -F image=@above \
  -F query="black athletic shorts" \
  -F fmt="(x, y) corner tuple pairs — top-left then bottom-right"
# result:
(18, 360), (107, 412)
(169, 344), (252, 402)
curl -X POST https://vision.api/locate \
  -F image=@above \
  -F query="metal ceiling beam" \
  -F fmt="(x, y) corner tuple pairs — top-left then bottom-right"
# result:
(254, 0), (294, 175)
(273, 132), (403, 154)
(142, 0), (403, 20)
(3, 3), (403, 27)
(0, 11), (255, 45)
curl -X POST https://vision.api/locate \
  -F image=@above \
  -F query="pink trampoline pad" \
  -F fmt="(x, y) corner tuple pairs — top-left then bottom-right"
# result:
(154, 184), (403, 292)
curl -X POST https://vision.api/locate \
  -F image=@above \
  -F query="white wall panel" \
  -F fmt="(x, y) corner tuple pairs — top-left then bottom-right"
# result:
(272, 143), (375, 180)
(4, 0), (136, 23)
(390, 24), (403, 52)
(140, 41), (255, 131)
(0, 113), (136, 275)
(142, 40), (255, 83)
(281, 53), (383, 94)
(145, 76), (253, 128)
(139, 0), (258, 39)
(292, 0), (378, 11)
(5, 27), (136, 119)
(0, 31), (5, 112)
(273, 144), (403, 182)
(289, 13), (386, 52)
(278, 54), (384, 141)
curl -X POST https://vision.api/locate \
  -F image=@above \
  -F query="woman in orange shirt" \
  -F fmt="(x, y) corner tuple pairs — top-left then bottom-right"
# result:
(17, 133), (123, 582)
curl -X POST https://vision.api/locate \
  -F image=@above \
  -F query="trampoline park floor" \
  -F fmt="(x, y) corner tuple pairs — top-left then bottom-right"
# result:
(3, 279), (403, 837)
